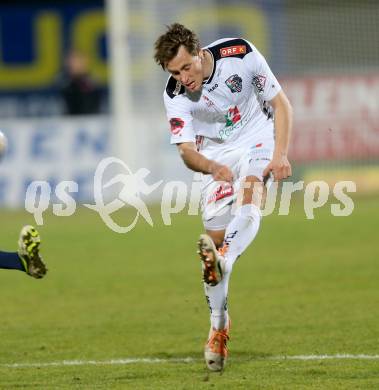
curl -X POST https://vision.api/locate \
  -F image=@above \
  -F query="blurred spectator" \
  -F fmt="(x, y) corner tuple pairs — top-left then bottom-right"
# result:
(60, 50), (101, 115)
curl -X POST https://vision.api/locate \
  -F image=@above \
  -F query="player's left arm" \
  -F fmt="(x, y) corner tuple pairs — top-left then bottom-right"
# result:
(263, 90), (293, 181)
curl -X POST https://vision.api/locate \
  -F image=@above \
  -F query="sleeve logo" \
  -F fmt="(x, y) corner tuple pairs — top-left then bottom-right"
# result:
(220, 45), (246, 58)
(169, 118), (184, 135)
(252, 75), (266, 93)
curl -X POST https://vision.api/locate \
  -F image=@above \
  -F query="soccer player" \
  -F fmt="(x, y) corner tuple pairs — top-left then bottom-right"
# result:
(154, 23), (292, 371)
(0, 225), (47, 279)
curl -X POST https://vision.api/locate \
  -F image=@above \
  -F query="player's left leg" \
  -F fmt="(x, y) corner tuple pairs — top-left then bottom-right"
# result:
(221, 176), (265, 274)
(220, 138), (273, 273)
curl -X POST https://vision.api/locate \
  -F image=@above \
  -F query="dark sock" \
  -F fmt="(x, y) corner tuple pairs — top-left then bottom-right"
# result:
(0, 251), (25, 271)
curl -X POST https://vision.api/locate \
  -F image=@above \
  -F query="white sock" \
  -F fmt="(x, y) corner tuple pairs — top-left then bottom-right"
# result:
(204, 270), (231, 330)
(223, 203), (261, 272)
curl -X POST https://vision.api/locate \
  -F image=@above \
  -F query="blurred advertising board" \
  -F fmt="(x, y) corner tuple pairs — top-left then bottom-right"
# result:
(282, 74), (379, 162)
(0, 117), (110, 207)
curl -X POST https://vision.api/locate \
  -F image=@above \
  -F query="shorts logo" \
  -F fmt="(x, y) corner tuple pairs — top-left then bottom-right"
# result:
(253, 75), (266, 93)
(225, 74), (242, 93)
(169, 118), (184, 135)
(220, 45), (246, 58)
(207, 183), (234, 204)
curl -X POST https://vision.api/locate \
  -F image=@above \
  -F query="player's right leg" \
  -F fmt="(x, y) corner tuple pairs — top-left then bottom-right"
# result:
(204, 317), (231, 372)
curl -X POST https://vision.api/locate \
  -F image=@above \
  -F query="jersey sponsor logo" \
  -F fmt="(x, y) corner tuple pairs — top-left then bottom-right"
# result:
(219, 106), (242, 140)
(220, 45), (246, 57)
(253, 75), (266, 93)
(207, 183), (234, 204)
(225, 106), (241, 127)
(207, 83), (218, 93)
(169, 118), (184, 135)
(225, 74), (242, 93)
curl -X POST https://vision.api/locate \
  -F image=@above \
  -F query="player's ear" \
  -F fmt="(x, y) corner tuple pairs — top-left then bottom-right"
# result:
(198, 49), (205, 60)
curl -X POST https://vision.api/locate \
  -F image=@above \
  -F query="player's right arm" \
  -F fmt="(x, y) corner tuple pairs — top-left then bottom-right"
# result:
(177, 142), (233, 183)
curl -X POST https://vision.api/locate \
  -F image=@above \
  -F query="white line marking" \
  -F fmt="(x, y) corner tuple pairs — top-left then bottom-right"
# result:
(271, 354), (379, 361)
(1, 358), (197, 368)
(2, 355), (379, 368)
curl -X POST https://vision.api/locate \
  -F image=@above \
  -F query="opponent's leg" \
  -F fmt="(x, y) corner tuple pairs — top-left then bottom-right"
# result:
(0, 251), (25, 271)
(18, 225), (47, 278)
(0, 226), (47, 278)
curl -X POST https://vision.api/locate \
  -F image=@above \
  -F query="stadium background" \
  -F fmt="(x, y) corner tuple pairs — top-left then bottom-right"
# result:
(0, 1), (378, 388)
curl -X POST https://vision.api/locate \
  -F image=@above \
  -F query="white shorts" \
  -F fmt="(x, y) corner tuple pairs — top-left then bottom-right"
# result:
(200, 136), (274, 231)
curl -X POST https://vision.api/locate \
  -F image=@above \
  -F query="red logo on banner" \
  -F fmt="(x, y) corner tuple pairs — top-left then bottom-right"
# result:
(220, 45), (246, 58)
(169, 118), (184, 135)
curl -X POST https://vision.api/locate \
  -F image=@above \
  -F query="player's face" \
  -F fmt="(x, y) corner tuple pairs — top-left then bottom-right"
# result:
(166, 45), (205, 92)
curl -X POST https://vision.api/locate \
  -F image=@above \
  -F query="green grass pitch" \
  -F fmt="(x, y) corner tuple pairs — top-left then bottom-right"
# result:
(0, 196), (378, 389)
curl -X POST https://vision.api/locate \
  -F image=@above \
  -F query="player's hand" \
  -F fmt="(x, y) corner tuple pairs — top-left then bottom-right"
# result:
(209, 161), (233, 183)
(263, 154), (292, 181)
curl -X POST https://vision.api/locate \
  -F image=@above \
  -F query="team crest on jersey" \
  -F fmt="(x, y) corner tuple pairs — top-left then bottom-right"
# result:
(225, 74), (243, 93)
(169, 118), (184, 135)
(220, 45), (246, 57)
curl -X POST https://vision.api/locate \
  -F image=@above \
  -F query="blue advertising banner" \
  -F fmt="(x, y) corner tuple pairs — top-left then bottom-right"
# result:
(0, 2), (106, 92)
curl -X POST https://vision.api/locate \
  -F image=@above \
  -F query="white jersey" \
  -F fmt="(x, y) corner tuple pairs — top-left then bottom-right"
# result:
(163, 38), (281, 161)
